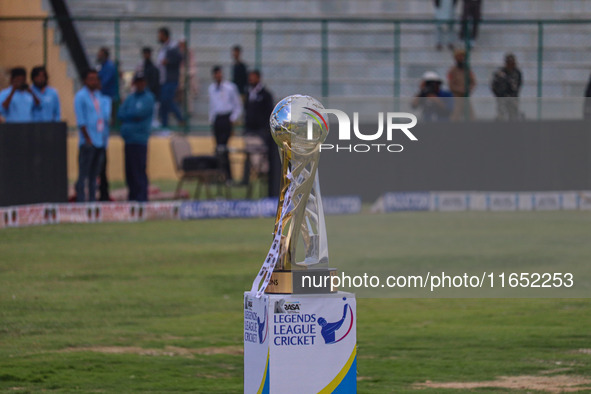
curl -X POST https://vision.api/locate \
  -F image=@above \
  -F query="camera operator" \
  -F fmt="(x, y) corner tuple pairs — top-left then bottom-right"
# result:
(411, 71), (454, 121)
(0, 67), (40, 123)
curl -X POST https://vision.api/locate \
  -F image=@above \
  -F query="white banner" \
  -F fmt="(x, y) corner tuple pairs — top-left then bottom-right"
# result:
(488, 193), (518, 211)
(533, 192), (561, 211)
(244, 292), (356, 394)
(431, 192), (468, 211)
(580, 192), (591, 210)
(373, 191), (591, 213)
(467, 192), (487, 211)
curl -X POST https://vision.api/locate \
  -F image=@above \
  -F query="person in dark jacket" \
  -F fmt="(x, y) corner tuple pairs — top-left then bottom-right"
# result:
(96, 48), (118, 200)
(491, 53), (522, 120)
(118, 72), (155, 202)
(232, 45), (248, 99)
(139, 46), (160, 128)
(98, 89), (112, 201)
(244, 70), (274, 135)
(243, 70), (279, 195)
(157, 27), (184, 129)
(459, 0), (482, 47)
(97, 47), (118, 101)
(140, 47), (160, 101)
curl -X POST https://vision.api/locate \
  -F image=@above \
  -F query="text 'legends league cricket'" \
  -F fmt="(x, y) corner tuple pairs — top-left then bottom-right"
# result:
(244, 95), (357, 394)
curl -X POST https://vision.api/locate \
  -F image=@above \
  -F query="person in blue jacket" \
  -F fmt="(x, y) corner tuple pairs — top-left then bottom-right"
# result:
(118, 71), (155, 202)
(97, 47), (118, 125)
(411, 71), (454, 122)
(97, 47), (118, 100)
(31, 66), (61, 122)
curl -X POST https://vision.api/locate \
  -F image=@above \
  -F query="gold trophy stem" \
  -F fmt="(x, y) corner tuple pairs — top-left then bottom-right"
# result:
(272, 142), (320, 272)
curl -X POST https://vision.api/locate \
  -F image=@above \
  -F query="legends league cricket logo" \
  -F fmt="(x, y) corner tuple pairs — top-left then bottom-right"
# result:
(257, 306), (268, 344)
(274, 297), (354, 345)
(318, 298), (353, 345)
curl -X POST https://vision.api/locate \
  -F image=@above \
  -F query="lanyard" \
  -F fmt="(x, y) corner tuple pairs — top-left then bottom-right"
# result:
(90, 91), (105, 133)
(250, 170), (295, 298)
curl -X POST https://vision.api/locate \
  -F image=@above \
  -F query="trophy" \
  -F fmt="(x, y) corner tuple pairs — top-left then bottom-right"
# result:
(251, 95), (336, 295)
(245, 96), (357, 394)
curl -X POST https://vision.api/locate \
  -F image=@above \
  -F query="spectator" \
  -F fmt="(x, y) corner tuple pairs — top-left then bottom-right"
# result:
(208, 65), (242, 181)
(139, 47), (160, 101)
(491, 53), (523, 121)
(459, 0), (482, 48)
(244, 70), (274, 138)
(411, 71), (454, 121)
(243, 70), (275, 188)
(583, 74), (591, 120)
(0, 67), (40, 123)
(98, 87), (112, 201)
(96, 47), (118, 103)
(31, 66), (61, 122)
(74, 69), (105, 202)
(434, 0), (457, 51)
(447, 49), (476, 120)
(157, 27), (184, 129)
(232, 45), (248, 99)
(138, 47), (160, 128)
(118, 72), (155, 202)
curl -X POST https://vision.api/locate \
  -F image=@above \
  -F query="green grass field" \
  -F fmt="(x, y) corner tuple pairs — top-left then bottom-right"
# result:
(1, 212), (590, 393)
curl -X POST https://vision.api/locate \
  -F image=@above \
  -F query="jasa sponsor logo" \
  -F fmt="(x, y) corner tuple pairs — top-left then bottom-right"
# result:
(284, 302), (301, 313)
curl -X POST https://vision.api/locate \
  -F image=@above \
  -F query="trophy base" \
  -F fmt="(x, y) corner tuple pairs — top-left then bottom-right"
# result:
(265, 268), (337, 294)
(244, 291), (357, 393)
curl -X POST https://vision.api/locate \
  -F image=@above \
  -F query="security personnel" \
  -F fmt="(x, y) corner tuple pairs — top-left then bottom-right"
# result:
(118, 72), (155, 202)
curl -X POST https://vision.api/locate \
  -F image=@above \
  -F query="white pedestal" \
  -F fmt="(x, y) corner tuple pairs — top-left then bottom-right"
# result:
(244, 291), (357, 394)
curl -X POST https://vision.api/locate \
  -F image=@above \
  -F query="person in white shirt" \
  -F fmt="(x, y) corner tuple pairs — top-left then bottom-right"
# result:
(434, 0), (457, 51)
(208, 65), (242, 181)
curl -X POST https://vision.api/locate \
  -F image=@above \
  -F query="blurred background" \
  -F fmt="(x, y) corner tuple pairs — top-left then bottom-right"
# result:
(1, 0), (590, 204)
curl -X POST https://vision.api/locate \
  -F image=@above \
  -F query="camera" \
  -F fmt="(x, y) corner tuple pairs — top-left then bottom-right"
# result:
(419, 81), (441, 97)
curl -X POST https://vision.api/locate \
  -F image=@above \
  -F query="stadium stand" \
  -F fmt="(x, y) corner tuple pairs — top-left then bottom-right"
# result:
(56, 0), (591, 113)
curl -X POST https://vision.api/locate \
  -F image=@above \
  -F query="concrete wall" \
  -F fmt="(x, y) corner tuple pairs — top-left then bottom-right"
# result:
(320, 120), (591, 201)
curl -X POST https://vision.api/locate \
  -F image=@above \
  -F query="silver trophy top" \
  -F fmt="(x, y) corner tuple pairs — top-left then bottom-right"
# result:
(270, 94), (329, 155)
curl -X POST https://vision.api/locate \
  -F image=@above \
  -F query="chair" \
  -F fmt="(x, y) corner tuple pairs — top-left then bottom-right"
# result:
(170, 134), (230, 199)
(241, 135), (270, 199)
